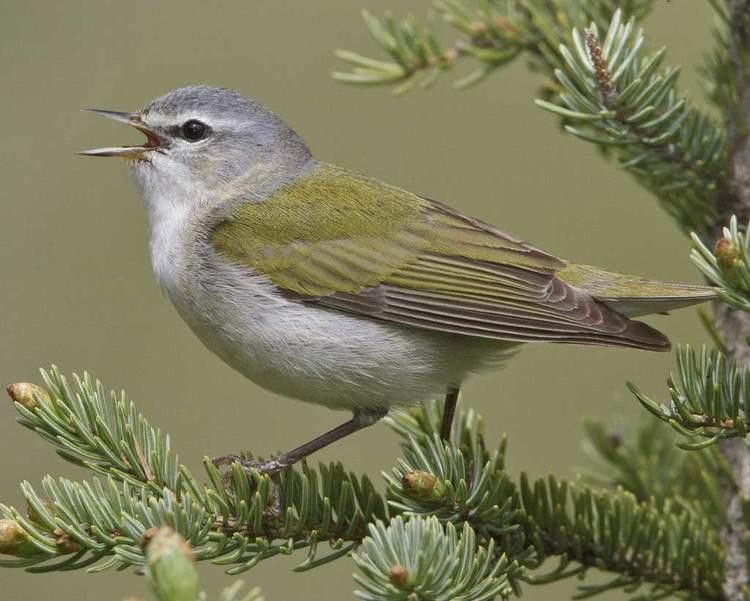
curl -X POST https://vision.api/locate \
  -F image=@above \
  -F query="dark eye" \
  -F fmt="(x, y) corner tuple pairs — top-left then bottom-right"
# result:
(180, 119), (208, 141)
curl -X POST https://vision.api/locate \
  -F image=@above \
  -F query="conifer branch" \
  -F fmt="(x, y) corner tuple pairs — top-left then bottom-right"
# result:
(0, 371), (727, 600)
(386, 406), (724, 599)
(9, 367), (180, 492)
(336, 5), (727, 236)
(581, 418), (724, 524)
(692, 216), (750, 315)
(1, 368), (387, 576)
(353, 517), (520, 601)
(535, 12), (726, 234)
(629, 346), (750, 450)
(333, 1), (657, 94)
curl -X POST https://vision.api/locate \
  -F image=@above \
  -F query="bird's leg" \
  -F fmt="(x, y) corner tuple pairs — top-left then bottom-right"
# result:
(440, 385), (461, 441)
(213, 407), (388, 477)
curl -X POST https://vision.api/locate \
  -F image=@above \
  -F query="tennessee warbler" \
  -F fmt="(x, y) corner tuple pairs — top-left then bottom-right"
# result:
(81, 86), (714, 473)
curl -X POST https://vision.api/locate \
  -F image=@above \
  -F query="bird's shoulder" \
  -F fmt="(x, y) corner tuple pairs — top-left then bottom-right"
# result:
(212, 161), (424, 244)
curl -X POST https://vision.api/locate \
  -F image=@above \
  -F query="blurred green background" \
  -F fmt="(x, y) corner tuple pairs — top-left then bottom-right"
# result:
(0, 2), (713, 600)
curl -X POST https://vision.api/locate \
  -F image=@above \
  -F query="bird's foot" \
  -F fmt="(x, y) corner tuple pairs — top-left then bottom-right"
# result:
(211, 454), (287, 478)
(238, 457), (287, 477)
(211, 454), (284, 517)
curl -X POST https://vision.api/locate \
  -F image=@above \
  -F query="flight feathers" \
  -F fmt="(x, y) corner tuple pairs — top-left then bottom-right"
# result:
(557, 264), (716, 317)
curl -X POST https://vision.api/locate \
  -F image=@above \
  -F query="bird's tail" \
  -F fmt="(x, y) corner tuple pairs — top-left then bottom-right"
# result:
(558, 263), (716, 317)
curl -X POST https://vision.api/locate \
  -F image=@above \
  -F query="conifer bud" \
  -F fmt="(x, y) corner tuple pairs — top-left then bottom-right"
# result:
(388, 564), (410, 589)
(584, 29), (615, 103)
(494, 16), (512, 32)
(0, 519), (41, 557)
(144, 527), (199, 601)
(469, 20), (487, 35)
(6, 382), (49, 411)
(714, 236), (739, 272)
(0, 519), (27, 553)
(401, 470), (445, 501)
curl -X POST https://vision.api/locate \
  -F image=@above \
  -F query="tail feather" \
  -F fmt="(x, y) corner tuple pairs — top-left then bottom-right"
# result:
(558, 263), (716, 318)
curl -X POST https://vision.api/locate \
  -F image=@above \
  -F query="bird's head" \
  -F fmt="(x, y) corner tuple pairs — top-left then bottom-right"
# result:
(81, 85), (311, 195)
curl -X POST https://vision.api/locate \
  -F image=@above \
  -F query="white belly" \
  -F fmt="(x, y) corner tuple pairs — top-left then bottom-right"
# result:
(164, 248), (514, 412)
(135, 157), (514, 413)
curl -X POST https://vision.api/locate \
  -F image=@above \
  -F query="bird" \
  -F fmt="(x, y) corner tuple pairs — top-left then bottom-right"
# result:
(81, 85), (714, 474)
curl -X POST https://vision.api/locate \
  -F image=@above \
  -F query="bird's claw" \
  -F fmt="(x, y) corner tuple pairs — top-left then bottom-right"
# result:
(211, 454), (285, 518)
(211, 454), (286, 477)
(238, 457), (286, 477)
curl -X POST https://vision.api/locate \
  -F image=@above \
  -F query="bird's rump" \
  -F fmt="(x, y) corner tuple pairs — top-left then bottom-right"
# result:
(210, 162), (708, 352)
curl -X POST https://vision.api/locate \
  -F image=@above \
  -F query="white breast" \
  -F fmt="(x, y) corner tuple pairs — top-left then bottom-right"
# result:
(133, 159), (207, 298)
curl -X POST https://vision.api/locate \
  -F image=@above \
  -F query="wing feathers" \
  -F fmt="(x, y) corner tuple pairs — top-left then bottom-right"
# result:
(324, 293), (667, 350)
(316, 281), (668, 350)
(212, 163), (672, 351)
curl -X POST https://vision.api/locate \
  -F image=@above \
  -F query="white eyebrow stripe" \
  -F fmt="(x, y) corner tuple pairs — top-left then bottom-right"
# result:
(142, 111), (250, 130)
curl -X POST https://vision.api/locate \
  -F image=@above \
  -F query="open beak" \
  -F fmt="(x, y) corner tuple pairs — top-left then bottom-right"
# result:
(78, 109), (164, 158)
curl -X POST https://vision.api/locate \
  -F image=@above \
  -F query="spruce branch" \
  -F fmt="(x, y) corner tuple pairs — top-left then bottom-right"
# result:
(693, 217), (750, 314)
(517, 473), (722, 599)
(535, 10), (726, 234)
(581, 419), (724, 525)
(353, 517), (519, 601)
(385, 404), (724, 599)
(1, 371), (727, 600)
(333, 1), (657, 94)
(9, 366), (180, 492)
(629, 346), (750, 450)
(2, 369), (388, 575)
(336, 5), (727, 236)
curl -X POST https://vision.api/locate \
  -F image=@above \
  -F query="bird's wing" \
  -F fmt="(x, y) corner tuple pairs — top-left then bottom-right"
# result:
(211, 162), (669, 350)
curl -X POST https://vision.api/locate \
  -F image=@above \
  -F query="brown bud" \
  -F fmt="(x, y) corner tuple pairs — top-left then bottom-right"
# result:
(401, 470), (445, 501)
(715, 236), (739, 272)
(584, 30), (615, 104)
(442, 48), (460, 63)
(388, 564), (410, 589)
(0, 519), (46, 557)
(6, 382), (49, 411)
(469, 20), (487, 35)
(494, 16), (513, 33)
(0, 519), (28, 555)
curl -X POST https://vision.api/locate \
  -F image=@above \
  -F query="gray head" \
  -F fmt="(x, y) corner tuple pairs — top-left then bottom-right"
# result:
(81, 85), (312, 191)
